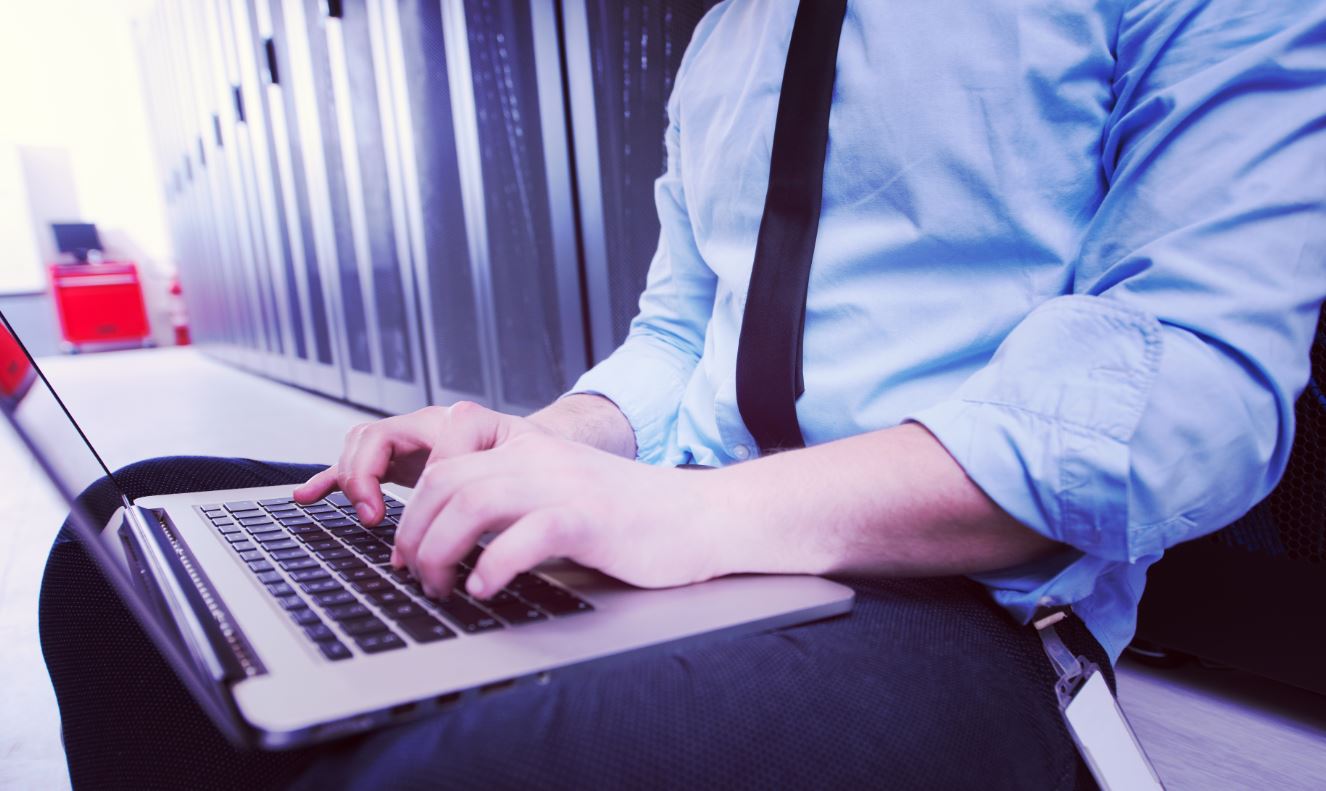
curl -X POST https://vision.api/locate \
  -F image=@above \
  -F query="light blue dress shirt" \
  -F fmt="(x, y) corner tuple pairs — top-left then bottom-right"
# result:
(569, 0), (1326, 660)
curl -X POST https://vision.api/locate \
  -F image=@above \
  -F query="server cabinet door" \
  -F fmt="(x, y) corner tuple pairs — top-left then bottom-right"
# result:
(562, 0), (720, 362)
(197, 0), (291, 381)
(255, 0), (345, 398)
(225, 0), (345, 397)
(172, 0), (262, 369)
(378, 0), (490, 408)
(442, 0), (589, 414)
(283, 0), (428, 413)
(212, 0), (310, 387)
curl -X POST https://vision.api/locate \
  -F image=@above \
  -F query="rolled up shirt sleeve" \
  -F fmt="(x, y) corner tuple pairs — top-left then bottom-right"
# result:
(910, 1), (1326, 562)
(566, 22), (719, 463)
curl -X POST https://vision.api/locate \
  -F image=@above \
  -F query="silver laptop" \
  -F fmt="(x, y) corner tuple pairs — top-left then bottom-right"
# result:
(1, 312), (853, 749)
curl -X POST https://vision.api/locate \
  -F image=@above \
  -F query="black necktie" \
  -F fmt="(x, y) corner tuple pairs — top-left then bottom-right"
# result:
(735, 0), (847, 453)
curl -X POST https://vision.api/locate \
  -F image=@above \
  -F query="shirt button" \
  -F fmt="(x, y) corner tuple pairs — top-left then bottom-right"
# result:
(732, 444), (751, 460)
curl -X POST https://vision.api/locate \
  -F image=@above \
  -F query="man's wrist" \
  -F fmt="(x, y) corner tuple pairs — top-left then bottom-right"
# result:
(528, 394), (637, 458)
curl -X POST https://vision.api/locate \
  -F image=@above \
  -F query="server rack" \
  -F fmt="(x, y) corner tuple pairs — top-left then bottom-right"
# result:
(439, 0), (588, 414)
(230, 0), (347, 397)
(562, 0), (720, 363)
(135, 0), (717, 417)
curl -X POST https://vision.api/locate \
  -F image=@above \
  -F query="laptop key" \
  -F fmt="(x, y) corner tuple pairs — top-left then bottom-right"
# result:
(526, 590), (593, 616)
(366, 589), (410, 606)
(289, 607), (321, 626)
(225, 500), (260, 512)
(313, 590), (357, 607)
(342, 533), (377, 546)
(397, 615), (455, 644)
(324, 603), (371, 621)
(339, 567), (378, 582)
(224, 532), (252, 544)
(277, 516), (314, 527)
(201, 506), (226, 515)
(277, 594), (307, 610)
(429, 595), (503, 633)
(280, 557), (321, 572)
(311, 511), (345, 523)
(325, 559), (364, 573)
(239, 550), (264, 562)
(270, 547), (309, 561)
(340, 617), (390, 637)
(307, 538), (339, 551)
(489, 601), (548, 624)
(259, 497), (295, 507)
(256, 570), (283, 584)
(247, 560), (274, 573)
(267, 582), (295, 597)
(288, 568), (331, 583)
(363, 549), (393, 565)
(304, 623), (337, 642)
(300, 579), (344, 595)
(260, 538), (299, 552)
(214, 523), (242, 535)
(380, 601), (427, 621)
(319, 640), (353, 661)
(351, 578), (391, 593)
(354, 632), (406, 654)
(249, 529), (285, 543)
(322, 519), (357, 530)
(315, 548), (353, 561)
(326, 493), (352, 507)
(230, 540), (256, 553)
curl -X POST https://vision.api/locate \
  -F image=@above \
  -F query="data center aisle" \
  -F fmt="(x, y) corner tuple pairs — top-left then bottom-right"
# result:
(1, 348), (1323, 790)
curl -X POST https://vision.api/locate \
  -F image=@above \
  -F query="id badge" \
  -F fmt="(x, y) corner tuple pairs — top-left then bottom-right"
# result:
(1062, 669), (1163, 790)
(1035, 612), (1163, 791)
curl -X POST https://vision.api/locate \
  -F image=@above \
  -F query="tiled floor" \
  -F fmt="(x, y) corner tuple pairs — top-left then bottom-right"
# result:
(2, 347), (1324, 789)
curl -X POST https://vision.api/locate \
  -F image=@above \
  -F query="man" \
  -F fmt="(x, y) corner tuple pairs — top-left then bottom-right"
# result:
(42, 0), (1326, 788)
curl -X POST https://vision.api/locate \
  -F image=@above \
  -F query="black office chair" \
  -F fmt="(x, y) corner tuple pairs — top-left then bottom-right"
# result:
(1134, 306), (1326, 693)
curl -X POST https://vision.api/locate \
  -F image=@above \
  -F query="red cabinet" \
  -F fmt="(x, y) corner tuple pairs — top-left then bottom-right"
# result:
(48, 262), (151, 349)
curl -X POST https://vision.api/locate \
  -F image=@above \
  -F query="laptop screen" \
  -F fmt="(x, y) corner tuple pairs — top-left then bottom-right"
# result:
(0, 315), (121, 501)
(0, 311), (248, 744)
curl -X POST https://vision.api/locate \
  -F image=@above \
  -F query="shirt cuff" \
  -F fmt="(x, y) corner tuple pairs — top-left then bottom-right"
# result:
(564, 338), (696, 463)
(906, 295), (1164, 562)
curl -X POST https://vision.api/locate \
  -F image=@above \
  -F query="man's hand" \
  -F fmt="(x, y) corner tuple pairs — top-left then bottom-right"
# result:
(393, 433), (728, 599)
(293, 402), (550, 525)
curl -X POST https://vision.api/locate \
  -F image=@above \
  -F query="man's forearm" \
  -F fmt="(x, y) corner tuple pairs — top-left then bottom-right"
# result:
(712, 423), (1061, 578)
(529, 394), (637, 459)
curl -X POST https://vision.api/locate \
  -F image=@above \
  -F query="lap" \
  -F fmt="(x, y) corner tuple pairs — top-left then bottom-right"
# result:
(41, 457), (1100, 791)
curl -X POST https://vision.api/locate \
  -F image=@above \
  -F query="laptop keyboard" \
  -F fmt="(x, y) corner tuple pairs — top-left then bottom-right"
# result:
(197, 493), (592, 661)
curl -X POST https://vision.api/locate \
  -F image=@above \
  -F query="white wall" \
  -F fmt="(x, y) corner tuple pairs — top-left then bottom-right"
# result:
(0, 0), (171, 295)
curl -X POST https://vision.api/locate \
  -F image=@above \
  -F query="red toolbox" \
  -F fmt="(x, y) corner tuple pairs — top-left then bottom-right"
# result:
(48, 262), (151, 349)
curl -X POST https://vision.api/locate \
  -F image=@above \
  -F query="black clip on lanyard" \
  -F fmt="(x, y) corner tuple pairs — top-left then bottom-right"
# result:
(1033, 610), (1164, 790)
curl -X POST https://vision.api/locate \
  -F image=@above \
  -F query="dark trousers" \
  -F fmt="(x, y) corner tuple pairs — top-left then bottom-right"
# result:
(39, 457), (1109, 790)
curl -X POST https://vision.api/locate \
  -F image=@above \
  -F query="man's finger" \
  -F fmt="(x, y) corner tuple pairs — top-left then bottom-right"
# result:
(293, 465), (338, 504)
(410, 479), (523, 597)
(393, 454), (487, 569)
(467, 509), (574, 599)
(338, 436), (394, 526)
(431, 401), (505, 460)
